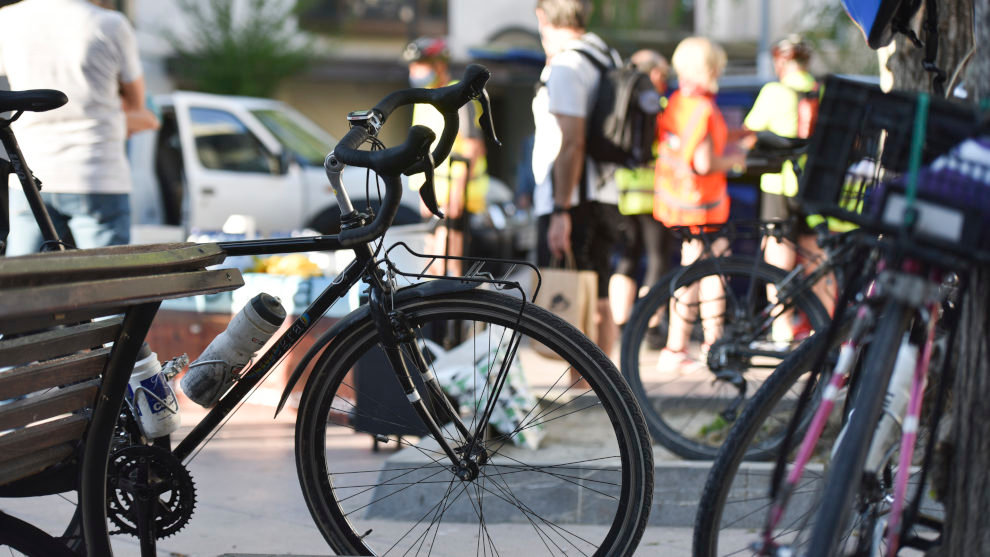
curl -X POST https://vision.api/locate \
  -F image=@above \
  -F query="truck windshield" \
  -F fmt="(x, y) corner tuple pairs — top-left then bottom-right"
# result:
(251, 108), (336, 166)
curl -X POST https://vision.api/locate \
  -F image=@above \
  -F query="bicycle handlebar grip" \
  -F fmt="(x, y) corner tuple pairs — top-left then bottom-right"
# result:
(332, 125), (435, 177)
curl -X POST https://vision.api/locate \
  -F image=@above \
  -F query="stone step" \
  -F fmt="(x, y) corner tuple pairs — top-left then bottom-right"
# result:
(364, 433), (943, 529)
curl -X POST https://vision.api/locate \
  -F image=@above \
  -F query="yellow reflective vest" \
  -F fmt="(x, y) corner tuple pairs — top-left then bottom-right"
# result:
(409, 86), (488, 214)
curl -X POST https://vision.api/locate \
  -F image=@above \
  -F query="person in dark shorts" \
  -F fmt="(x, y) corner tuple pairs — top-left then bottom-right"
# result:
(609, 49), (672, 331)
(532, 0), (624, 356)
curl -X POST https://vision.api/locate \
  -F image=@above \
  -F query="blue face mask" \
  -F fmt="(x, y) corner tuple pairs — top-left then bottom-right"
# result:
(409, 69), (437, 88)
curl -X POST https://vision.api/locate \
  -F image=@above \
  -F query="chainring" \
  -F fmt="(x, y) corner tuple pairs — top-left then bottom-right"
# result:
(106, 444), (196, 539)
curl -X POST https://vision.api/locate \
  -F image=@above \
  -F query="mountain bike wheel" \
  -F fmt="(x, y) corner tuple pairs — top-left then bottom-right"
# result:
(621, 256), (831, 460)
(693, 325), (848, 557)
(806, 300), (915, 557)
(295, 288), (654, 557)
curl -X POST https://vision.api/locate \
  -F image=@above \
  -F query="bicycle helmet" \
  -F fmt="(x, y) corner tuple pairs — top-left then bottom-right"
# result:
(771, 35), (812, 64)
(841, 0), (922, 49)
(402, 37), (450, 63)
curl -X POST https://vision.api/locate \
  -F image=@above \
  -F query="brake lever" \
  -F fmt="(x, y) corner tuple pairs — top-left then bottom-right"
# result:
(418, 151), (445, 218)
(477, 88), (501, 147)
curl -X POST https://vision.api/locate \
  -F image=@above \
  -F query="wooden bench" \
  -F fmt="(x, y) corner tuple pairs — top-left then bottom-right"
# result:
(0, 242), (243, 555)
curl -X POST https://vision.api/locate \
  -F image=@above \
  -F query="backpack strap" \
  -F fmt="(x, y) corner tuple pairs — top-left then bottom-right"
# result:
(570, 43), (619, 203)
(572, 47), (611, 75)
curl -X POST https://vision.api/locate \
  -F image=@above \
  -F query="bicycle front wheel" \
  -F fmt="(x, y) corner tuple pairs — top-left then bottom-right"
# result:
(621, 256), (831, 460)
(295, 288), (653, 556)
(693, 325), (847, 556)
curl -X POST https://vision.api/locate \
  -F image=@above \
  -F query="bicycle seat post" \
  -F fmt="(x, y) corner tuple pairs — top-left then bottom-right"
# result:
(0, 123), (64, 251)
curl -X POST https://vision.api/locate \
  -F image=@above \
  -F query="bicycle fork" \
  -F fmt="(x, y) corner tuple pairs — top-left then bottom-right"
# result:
(366, 279), (516, 481)
(882, 300), (939, 554)
(759, 304), (875, 552)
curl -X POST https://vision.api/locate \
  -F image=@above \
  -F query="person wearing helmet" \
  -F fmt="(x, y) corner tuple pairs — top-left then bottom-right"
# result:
(744, 35), (833, 343)
(403, 37), (488, 276)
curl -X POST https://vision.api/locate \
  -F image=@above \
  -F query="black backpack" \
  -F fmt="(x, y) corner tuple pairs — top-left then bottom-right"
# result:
(574, 46), (661, 169)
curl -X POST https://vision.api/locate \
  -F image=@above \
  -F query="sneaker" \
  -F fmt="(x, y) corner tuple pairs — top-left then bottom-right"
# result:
(792, 313), (813, 341)
(770, 317), (794, 344)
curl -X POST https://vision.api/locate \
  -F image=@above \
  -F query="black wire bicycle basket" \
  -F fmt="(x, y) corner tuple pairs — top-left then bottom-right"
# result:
(797, 76), (989, 262)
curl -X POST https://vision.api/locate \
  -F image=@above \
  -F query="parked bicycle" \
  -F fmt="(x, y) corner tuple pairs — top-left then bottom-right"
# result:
(693, 75), (988, 556)
(0, 65), (654, 556)
(620, 132), (858, 460)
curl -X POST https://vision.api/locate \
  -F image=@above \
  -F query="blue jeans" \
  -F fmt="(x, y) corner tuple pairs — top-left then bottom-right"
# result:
(6, 189), (130, 254)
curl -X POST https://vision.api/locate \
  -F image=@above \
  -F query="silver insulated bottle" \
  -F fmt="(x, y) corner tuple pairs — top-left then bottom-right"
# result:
(181, 293), (286, 407)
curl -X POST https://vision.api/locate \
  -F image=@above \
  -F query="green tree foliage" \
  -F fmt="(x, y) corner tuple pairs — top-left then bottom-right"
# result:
(167, 0), (312, 97)
(796, 2), (879, 75)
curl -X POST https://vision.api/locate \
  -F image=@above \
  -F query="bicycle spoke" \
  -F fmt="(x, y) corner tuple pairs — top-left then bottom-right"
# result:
(298, 291), (650, 555)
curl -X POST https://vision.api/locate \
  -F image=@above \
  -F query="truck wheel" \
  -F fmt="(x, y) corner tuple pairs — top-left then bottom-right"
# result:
(308, 204), (421, 235)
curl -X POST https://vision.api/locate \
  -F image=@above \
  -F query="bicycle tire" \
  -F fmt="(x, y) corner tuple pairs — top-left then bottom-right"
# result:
(621, 256), (831, 460)
(0, 511), (76, 557)
(806, 299), (913, 557)
(693, 324), (848, 557)
(295, 287), (654, 556)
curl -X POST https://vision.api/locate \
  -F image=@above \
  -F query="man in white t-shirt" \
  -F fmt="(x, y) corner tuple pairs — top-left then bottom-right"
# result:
(533, 0), (622, 355)
(0, 0), (158, 254)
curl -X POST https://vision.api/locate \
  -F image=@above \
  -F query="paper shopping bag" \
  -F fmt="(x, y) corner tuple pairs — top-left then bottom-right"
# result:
(533, 253), (598, 357)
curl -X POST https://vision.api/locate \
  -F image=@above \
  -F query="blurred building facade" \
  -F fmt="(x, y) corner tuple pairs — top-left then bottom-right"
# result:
(105, 0), (818, 188)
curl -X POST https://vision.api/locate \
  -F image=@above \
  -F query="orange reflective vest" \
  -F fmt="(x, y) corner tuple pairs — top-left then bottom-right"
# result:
(653, 91), (730, 228)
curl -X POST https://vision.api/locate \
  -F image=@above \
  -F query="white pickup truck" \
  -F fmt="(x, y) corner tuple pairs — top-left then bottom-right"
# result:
(129, 91), (423, 242)
(129, 91), (531, 268)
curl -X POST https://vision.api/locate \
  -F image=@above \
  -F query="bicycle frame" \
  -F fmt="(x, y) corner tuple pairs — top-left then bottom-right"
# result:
(0, 122), (65, 252)
(171, 232), (364, 462)
(756, 257), (949, 556)
(170, 164), (535, 474)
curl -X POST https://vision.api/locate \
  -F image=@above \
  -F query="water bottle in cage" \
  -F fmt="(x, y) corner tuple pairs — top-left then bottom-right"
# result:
(127, 343), (181, 439)
(181, 293), (286, 407)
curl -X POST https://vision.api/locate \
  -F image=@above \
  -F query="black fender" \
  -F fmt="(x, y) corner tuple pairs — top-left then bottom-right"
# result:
(274, 278), (480, 415)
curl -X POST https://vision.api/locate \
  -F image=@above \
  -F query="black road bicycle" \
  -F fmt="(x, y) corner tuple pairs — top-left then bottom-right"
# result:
(0, 66), (653, 556)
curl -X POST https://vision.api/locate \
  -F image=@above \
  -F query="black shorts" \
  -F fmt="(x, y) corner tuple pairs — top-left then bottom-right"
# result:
(615, 213), (670, 286)
(537, 201), (620, 299)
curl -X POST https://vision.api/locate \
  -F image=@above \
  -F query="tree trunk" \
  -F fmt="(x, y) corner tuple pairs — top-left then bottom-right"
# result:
(880, 1), (990, 555)
(941, 267), (990, 554)
(880, 0), (972, 93)
(938, 0), (990, 555)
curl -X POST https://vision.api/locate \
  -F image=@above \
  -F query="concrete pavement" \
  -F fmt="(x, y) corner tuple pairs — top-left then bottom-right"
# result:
(2, 400), (704, 556)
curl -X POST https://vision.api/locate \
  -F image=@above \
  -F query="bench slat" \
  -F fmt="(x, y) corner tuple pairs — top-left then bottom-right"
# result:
(0, 443), (75, 487)
(0, 306), (129, 338)
(0, 243), (228, 288)
(0, 268), (243, 325)
(0, 414), (88, 464)
(0, 379), (100, 431)
(0, 348), (110, 399)
(0, 318), (121, 367)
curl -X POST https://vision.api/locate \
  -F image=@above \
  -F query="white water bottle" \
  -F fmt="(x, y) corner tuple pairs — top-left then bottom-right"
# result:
(864, 334), (918, 473)
(181, 293), (286, 407)
(127, 343), (181, 439)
